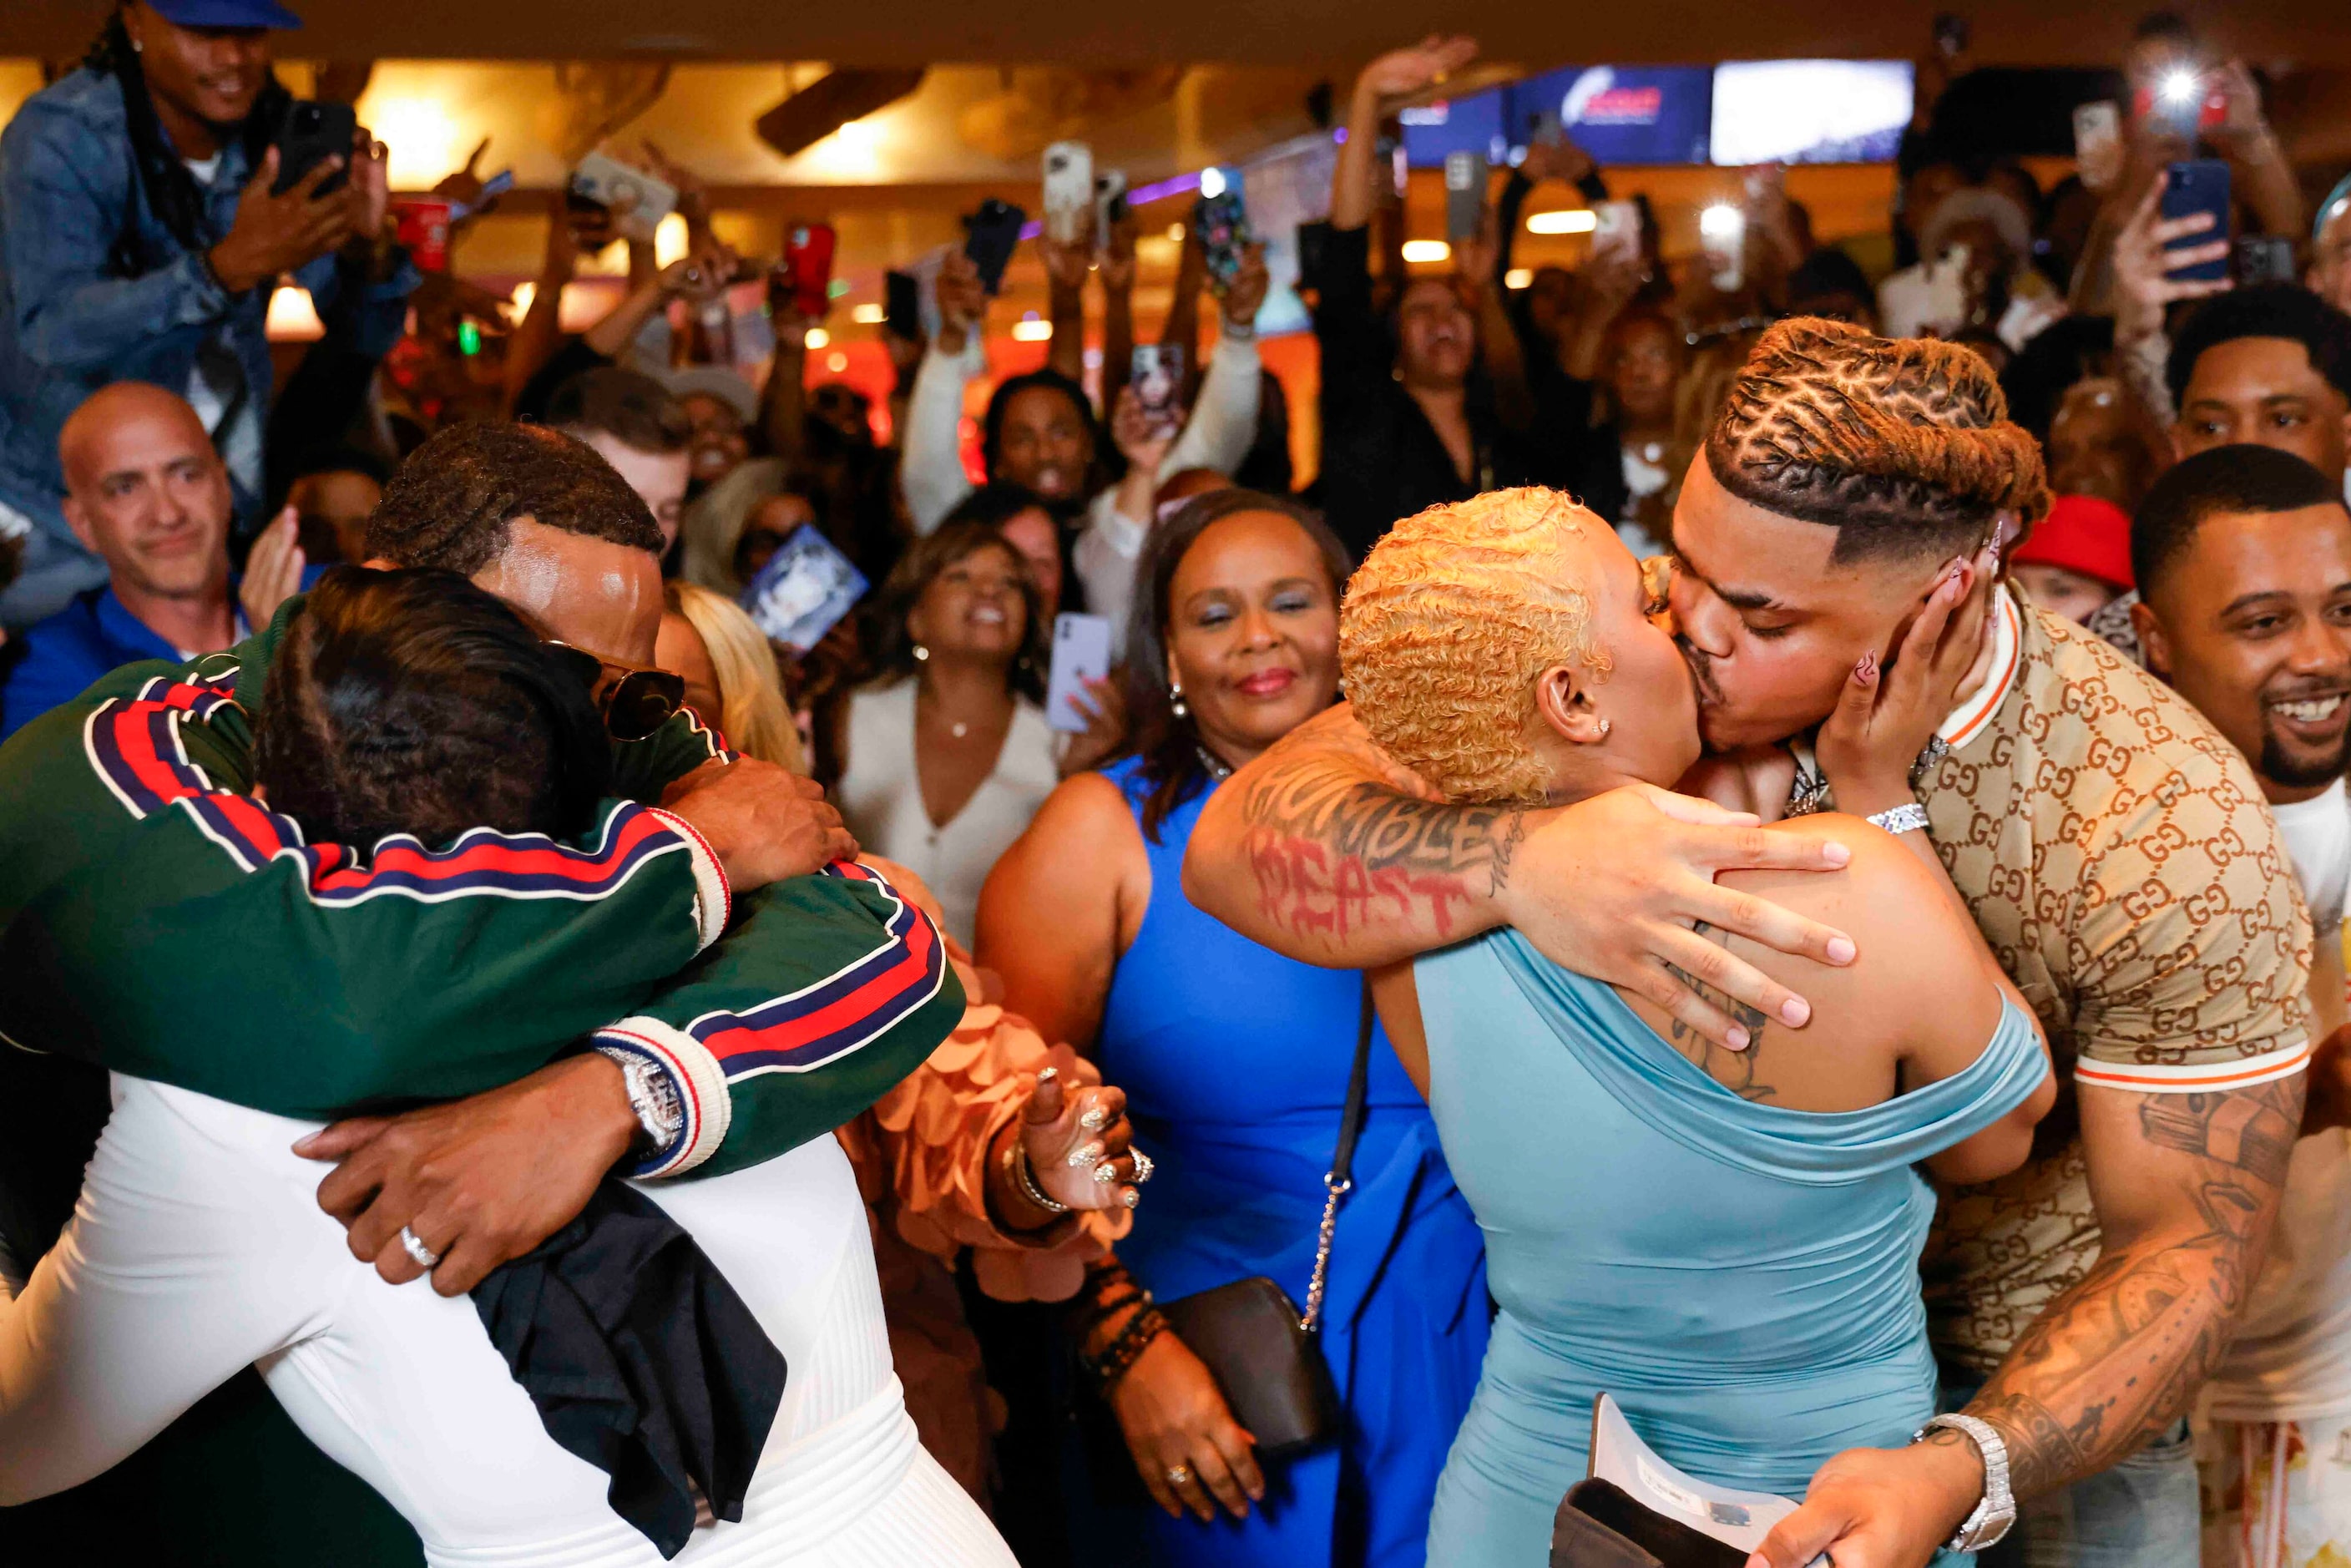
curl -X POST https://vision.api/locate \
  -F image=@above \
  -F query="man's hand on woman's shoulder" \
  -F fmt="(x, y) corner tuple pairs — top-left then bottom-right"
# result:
(660, 758), (857, 891)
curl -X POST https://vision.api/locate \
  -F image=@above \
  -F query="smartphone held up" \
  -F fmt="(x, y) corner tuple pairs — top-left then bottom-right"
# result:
(1130, 345), (1186, 442)
(1192, 175), (1252, 295)
(1043, 142), (1095, 245)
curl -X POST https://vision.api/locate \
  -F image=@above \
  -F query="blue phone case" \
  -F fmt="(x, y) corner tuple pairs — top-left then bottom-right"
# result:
(2160, 160), (2232, 285)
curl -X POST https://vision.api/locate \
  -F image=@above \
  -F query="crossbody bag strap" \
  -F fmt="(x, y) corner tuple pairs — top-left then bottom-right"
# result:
(1301, 980), (1377, 1334)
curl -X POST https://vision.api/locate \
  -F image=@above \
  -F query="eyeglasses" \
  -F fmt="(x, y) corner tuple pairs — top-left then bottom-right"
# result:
(544, 640), (686, 741)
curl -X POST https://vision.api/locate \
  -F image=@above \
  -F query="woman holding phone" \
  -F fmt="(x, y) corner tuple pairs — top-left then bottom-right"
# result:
(977, 491), (1487, 1568)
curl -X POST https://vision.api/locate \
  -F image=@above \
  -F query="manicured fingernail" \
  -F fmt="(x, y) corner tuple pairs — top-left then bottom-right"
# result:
(1821, 841), (1852, 866)
(1781, 996), (1811, 1026)
(1121, 1189), (1140, 1209)
(1093, 1161), (1120, 1184)
(1079, 1105), (1108, 1131)
(1828, 936), (1858, 964)
(1855, 651), (1877, 680)
(1726, 1025), (1751, 1050)
(1069, 1140), (1105, 1167)
(1035, 1065), (1058, 1084)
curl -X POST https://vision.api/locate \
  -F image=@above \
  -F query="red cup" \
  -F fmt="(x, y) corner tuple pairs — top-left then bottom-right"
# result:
(392, 197), (454, 271)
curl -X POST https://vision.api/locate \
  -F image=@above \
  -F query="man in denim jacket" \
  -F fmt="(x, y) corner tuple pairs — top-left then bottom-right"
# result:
(0, 0), (415, 624)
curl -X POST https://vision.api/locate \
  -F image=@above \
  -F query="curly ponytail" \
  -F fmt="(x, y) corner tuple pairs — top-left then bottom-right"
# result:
(1704, 317), (2050, 564)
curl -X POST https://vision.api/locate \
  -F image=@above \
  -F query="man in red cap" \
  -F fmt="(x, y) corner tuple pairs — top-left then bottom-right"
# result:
(2010, 493), (2136, 625)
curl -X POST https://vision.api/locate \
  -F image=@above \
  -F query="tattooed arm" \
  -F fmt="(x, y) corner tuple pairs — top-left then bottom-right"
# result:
(1182, 703), (1861, 1049)
(1750, 1077), (2303, 1568)
(1969, 1077), (2301, 1496)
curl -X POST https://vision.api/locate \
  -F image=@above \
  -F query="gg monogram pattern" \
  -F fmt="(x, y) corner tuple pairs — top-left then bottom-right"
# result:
(1918, 594), (2313, 1374)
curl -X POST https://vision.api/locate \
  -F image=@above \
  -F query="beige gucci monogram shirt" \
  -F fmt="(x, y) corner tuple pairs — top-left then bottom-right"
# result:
(1863, 591), (2311, 1373)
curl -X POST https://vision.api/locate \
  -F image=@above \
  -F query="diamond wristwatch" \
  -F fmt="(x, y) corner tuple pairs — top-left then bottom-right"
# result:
(1914, 1413), (2015, 1551)
(594, 1045), (685, 1159)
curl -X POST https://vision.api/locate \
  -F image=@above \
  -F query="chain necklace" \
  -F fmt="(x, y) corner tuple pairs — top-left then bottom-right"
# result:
(1196, 744), (1233, 781)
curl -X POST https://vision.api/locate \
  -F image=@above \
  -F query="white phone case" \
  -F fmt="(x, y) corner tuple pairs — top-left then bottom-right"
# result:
(1043, 142), (1095, 245)
(1045, 613), (1115, 734)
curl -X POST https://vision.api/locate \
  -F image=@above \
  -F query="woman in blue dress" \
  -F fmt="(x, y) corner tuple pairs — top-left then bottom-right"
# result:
(978, 489), (1488, 1567)
(1336, 488), (2057, 1566)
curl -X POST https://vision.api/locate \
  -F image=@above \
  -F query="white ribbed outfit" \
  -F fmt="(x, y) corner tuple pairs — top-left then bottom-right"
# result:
(0, 1074), (1016, 1568)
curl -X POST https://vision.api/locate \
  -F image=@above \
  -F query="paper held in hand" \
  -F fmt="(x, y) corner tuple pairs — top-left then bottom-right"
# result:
(1575, 1393), (1829, 1568)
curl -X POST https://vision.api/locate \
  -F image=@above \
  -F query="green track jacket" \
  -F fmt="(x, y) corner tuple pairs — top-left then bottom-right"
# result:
(0, 601), (963, 1181)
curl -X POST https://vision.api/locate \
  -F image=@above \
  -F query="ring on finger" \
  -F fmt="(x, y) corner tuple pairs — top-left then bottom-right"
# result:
(398, 1224), (441, 1270)
(1165, 1464), (1191, 1488)
(1130, 1149), (1155, 1185)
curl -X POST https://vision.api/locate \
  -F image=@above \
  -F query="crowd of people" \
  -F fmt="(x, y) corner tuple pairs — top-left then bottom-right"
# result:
(8, 3), (2351, 1567)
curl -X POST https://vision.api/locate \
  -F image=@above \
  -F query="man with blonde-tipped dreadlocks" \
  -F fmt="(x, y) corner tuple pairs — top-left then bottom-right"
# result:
(1184, 317), (2310, 1568)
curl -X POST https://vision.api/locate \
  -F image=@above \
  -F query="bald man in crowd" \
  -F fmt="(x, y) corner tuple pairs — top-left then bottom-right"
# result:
(0, 382), (301, 741)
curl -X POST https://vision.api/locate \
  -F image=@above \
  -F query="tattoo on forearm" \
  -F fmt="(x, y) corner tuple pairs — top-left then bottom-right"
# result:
(1238, 751), (1520, 943)
(1967, 1077), (2303, 1500)
(1661, 923), (1775, 1101)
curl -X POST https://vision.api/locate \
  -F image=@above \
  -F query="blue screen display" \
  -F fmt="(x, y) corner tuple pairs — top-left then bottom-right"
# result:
(1399, 89), (1511, 169)
(1509, 65), (1715, 167)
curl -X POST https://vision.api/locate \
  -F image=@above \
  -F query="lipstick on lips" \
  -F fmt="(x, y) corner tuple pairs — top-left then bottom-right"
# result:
(1235, 667), (1297, 698)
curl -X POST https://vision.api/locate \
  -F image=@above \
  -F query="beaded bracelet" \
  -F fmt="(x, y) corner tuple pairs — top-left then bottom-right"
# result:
(1083, 1302), (1170, 1394)
(1074, 1282), (1147, 1343)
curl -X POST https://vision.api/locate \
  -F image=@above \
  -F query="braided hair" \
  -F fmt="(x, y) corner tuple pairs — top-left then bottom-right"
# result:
(1705, 317), (2050, 564)
(83, 5), (290, 269)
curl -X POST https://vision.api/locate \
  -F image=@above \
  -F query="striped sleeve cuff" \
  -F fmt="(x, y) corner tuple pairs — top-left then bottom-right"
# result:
(645, 807), (731, 952)
(2075, 1035), (2310, 1095)
(595, 1019), (734, 1178)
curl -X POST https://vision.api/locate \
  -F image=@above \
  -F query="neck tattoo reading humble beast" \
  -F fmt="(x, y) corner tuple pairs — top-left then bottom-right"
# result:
(1661, 922), (1776, 1102)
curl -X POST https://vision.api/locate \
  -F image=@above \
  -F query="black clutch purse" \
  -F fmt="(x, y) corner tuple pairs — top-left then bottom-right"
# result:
(1153, 984), (1375, 1462)
(1554, 1479), (1749, 1568)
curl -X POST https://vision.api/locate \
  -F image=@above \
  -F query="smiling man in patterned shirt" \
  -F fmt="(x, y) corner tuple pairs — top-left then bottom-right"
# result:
(1182, 319), (2311, 1568)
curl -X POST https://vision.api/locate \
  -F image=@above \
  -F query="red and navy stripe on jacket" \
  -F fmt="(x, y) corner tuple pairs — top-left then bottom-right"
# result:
(686, 860), (949, 1081)
(84, 670), (690, 905)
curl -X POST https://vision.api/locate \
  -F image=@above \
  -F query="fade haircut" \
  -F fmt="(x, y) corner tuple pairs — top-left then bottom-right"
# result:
(252, 567), (612, 850)
(2166, 283), (2351, 410)
(1705, 317), (2050, 565)
(1341, 488), (1611, 806)
(545, 367), (691, 454)
(2131, 443), (2345, 599)
(364, 422), (664, 578)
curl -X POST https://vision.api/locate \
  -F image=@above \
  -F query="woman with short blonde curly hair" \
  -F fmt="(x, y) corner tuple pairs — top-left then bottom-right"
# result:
(1341, 483), (2054, 1568)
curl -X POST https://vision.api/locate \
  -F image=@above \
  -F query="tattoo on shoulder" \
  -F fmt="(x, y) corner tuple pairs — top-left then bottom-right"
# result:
(1661, 922), (1776, 1102)
(1238, 751), (1521, 943)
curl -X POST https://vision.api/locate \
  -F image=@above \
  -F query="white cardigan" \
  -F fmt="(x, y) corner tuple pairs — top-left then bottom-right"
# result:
(832, 680), (1059, 949)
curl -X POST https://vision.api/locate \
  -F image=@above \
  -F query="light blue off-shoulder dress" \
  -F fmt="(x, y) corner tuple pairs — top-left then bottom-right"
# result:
(1415, 928), (2045, 1567)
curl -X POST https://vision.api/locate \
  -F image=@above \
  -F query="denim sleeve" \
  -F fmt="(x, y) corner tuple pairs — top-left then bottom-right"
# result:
(1, 106), (230, 373)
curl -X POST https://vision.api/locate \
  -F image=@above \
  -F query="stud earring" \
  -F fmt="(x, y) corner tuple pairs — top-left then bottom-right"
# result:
(1596, 717), (1612, 737)
(913, 643), (930, 662)
(1170, 683), (1187, 719)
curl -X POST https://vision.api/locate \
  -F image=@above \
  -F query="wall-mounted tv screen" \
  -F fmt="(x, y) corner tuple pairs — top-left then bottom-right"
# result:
(1708, 59), (1914, 165)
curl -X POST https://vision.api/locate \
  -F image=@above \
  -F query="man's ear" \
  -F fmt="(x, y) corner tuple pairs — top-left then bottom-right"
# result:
(2131, 598), (2174, 680)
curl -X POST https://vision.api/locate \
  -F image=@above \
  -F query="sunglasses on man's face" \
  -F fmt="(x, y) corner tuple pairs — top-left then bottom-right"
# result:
(544, 641), (687, 741)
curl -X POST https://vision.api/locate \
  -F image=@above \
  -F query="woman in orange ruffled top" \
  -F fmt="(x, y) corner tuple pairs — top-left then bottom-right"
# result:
(660, 584), (1137, 1505)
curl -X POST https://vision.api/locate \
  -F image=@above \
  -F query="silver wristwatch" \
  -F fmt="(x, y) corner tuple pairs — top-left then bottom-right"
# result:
(1914, 1413), (2015, 1551)
(594, 1045), (685, 1159)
